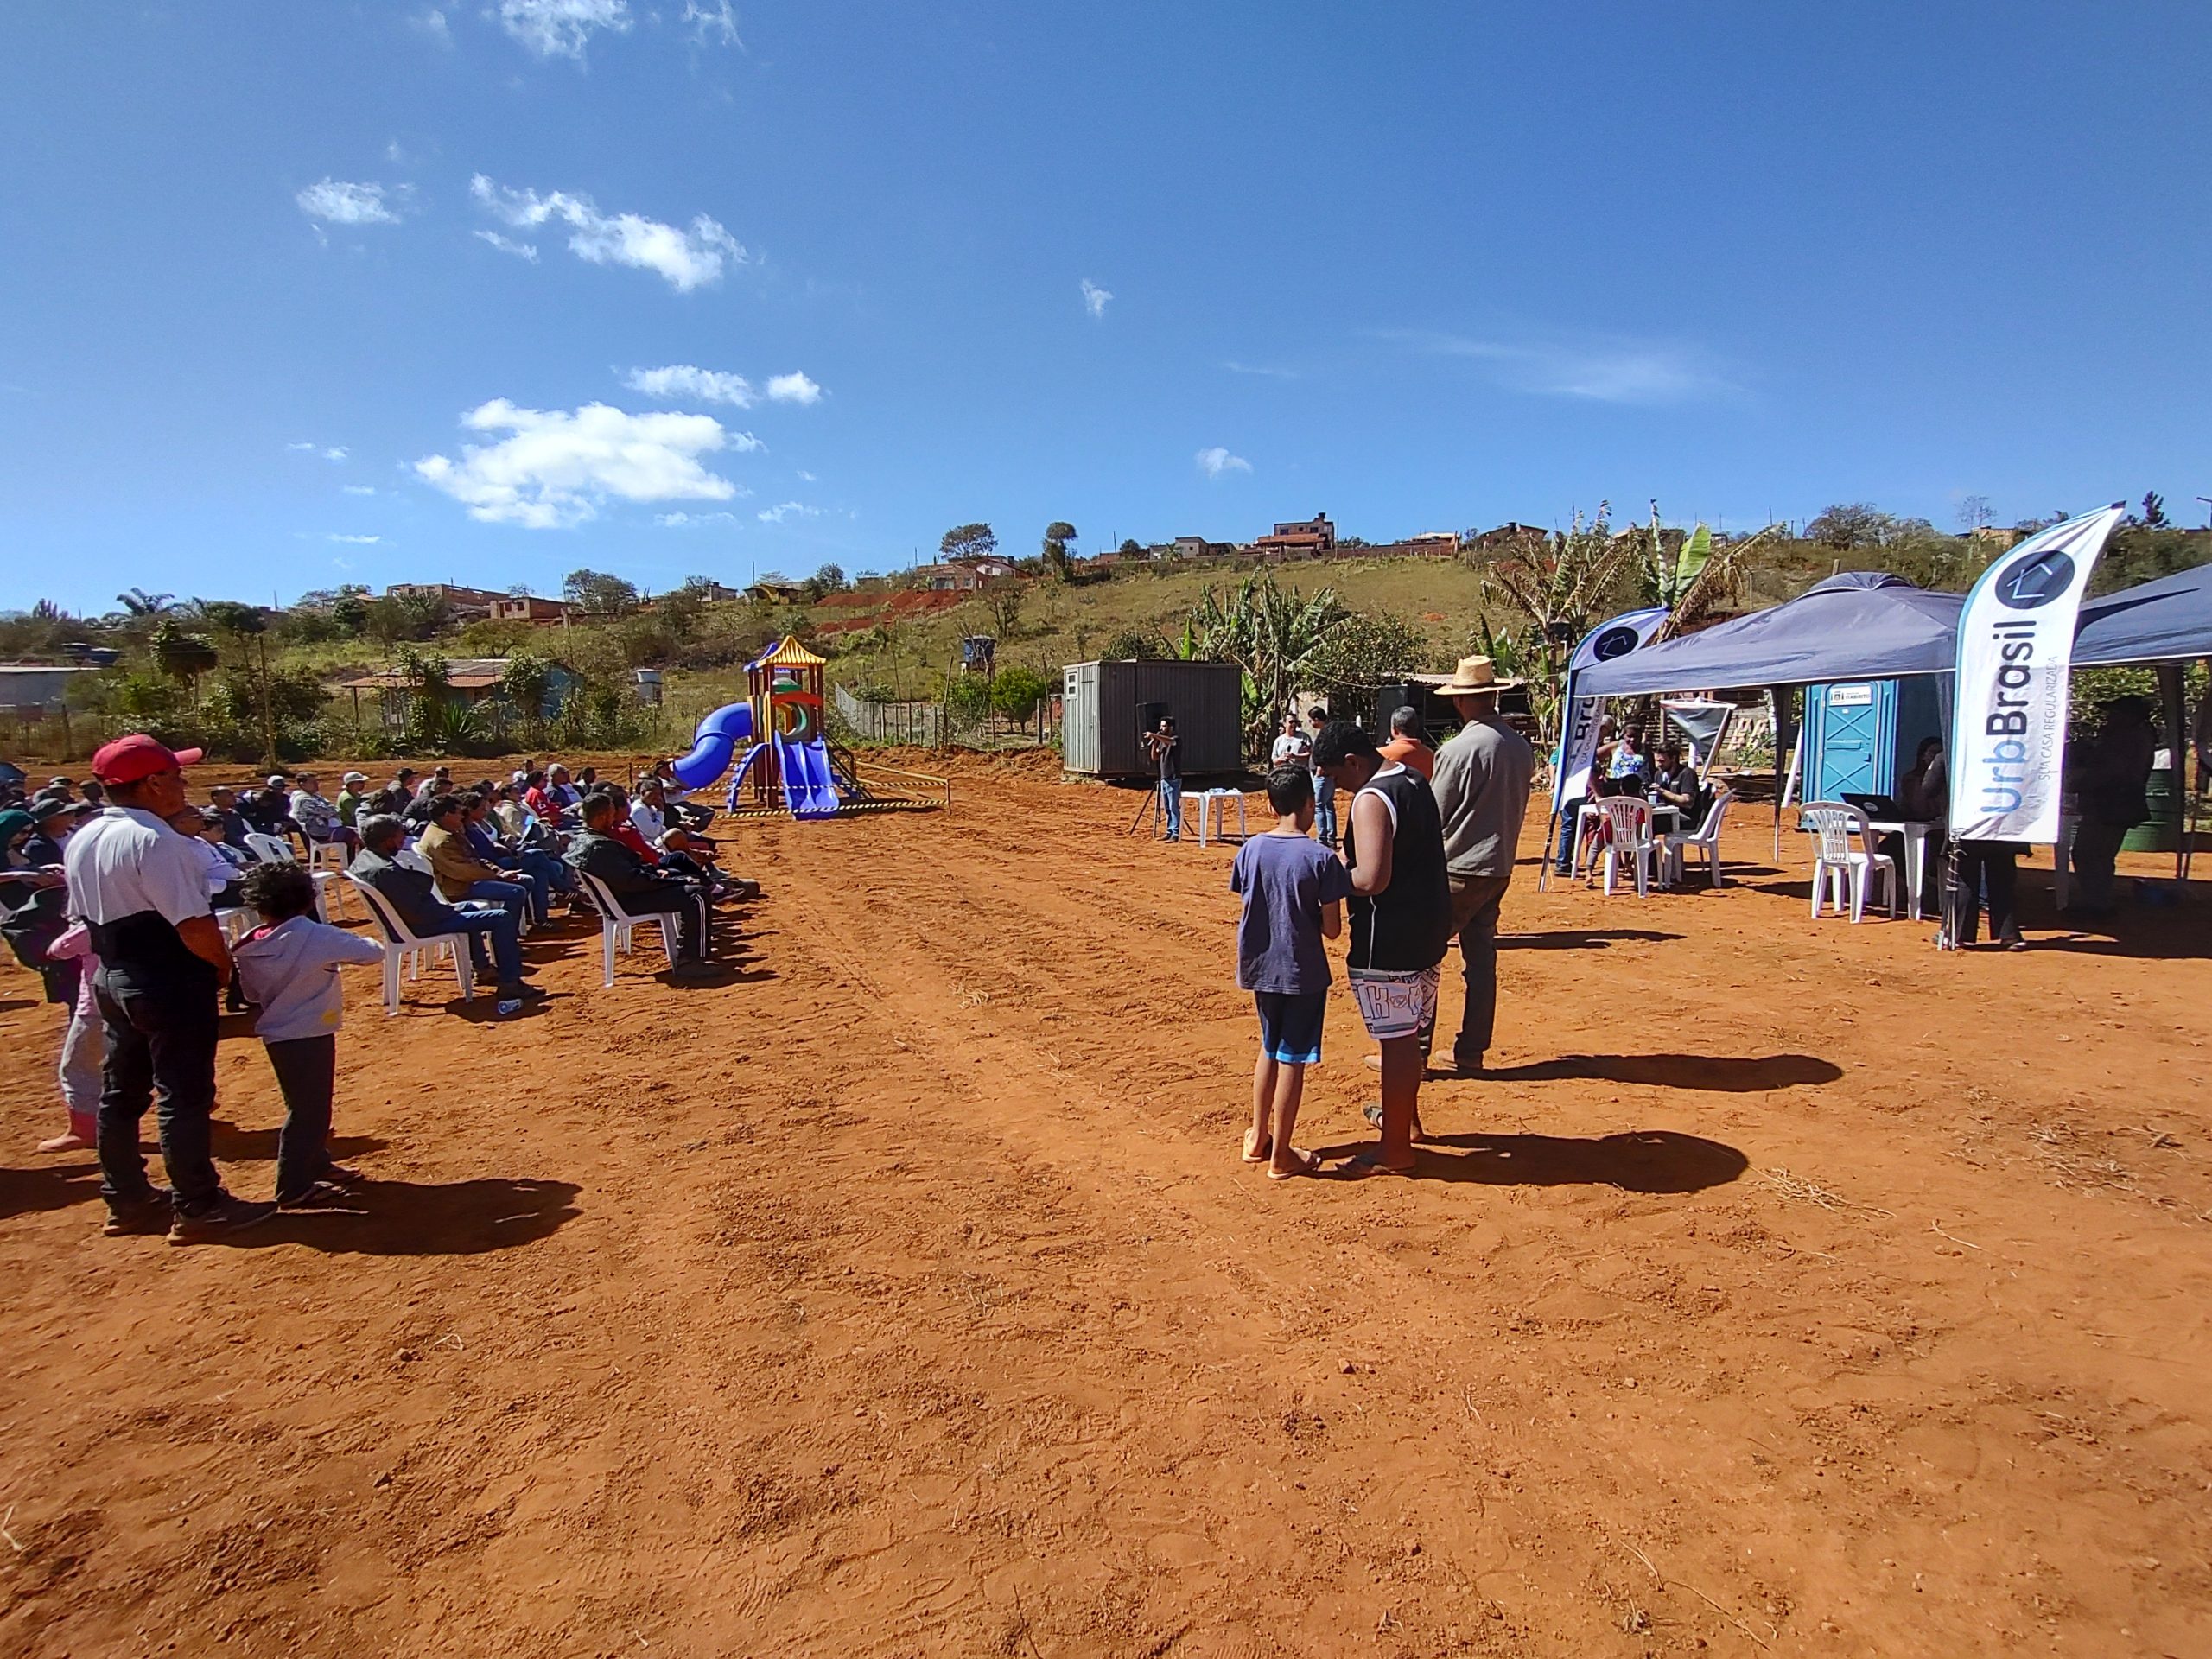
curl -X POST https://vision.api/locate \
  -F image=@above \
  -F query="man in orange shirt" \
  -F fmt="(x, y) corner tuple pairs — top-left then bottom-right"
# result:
(1377, 705), (1435, 779)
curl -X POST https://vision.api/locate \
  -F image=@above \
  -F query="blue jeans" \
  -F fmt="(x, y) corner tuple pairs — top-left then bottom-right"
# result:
(451, 907), (526, 988)
(512, 846), (574, 896)
(487, 865), (552, 925)
(1159, 778), (1183, 840)
(467, 878), (531, 933)
(1313, 772), (1338, 847)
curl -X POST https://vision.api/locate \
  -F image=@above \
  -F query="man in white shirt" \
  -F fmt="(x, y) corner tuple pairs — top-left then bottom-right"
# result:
(65, 735), (271, 1243)
(1269, 713), (1312, 771)
(289, 770), (359, 855)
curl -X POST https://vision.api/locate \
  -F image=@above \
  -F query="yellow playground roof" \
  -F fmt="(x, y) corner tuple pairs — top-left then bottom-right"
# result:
(755, 634), (828, 669)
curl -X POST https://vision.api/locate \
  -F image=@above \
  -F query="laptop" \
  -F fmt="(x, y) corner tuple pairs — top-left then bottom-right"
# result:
(1841, 791), (1902, 819)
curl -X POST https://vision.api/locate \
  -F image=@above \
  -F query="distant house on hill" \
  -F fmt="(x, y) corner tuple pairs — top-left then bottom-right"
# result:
(1465, 522), (1547, 552)
(1253, 512), (1336, 557)
(383, 583), (571, 626)
(334, 657), (581, 728)
(745, 580), (809, 606)
(916, 554), (1020, 591)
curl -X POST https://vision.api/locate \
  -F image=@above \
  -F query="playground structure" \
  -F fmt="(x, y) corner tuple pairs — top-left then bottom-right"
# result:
(667, 636), (950, 820)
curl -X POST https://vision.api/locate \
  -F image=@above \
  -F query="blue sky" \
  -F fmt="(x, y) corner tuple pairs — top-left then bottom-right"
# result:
(3, 2), (2208, 614)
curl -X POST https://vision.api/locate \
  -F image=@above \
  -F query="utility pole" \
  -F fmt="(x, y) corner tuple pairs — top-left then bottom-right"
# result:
(2197, 496), (2211, 529)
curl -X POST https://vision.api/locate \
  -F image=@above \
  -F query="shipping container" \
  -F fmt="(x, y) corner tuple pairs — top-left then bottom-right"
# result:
(1061, 659), (1245, 777)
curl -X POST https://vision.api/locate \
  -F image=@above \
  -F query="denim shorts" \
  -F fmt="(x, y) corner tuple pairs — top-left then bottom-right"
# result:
(1254, 990), (1326, 1065)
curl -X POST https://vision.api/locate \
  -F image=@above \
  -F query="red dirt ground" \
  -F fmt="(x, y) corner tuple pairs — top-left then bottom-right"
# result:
(2, 763), (2207, 1656)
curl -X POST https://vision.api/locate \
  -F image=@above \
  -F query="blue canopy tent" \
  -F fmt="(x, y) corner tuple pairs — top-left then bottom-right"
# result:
(2075, 562), (2212, 875)
(2075, 563), (2212, 667)
(1573, 572), (1967, 859)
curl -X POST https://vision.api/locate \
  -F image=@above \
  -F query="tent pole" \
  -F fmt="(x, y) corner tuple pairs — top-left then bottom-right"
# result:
(1536, 808), (1560, 891)
(2158, 663), (2187, 882)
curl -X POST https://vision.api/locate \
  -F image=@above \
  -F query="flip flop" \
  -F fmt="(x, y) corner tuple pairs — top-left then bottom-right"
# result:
(1242, 1129), (1272, 1165)
(1338, 1152), (1416, 1179)
(1267, 1148), (1323, 1181)
(1362, 1103), (1431, 1141)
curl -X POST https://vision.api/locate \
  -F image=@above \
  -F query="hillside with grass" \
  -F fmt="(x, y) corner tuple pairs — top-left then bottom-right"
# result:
(6, 507), (2208, 767)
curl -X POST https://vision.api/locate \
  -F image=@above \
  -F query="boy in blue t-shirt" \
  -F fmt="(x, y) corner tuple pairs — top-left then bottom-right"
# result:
(1228, 768), (1352, 1179)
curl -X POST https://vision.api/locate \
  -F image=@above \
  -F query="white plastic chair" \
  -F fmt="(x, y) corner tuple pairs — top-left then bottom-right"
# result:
(346, 874), (478, 1014)
(1664, 787), (1736, 889)
(1801, 802), (1898, 922)
(575, 869), (675, 988)
(1593, 797), (1656, 896)
(243, 830), (348, 921)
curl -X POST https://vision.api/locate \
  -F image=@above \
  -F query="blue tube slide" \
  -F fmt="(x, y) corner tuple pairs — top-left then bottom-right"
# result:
(669, 702), (755, 790)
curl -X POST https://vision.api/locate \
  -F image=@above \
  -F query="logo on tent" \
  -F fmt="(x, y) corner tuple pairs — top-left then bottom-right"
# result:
(1994, 550), (2075, 610)
(1590, 625), (1642, 660)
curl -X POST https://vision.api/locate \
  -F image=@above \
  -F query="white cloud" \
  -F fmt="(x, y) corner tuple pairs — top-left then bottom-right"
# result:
(756, 500), (819, 524)
(766, 371), (822, 405)
(296, 180), (407, 226)
(796, 469), (817, 482)
(499, 0), (630, 60)
(414, 399), (741, 529)
(1197, 447), (1251, 479)
(472, 175), (744, 291)
(656, 510), (741, 528)
(288, 442), (348, 461)
(341, 484), (378, 496)
(1081, 277), (1112, 320)
(327, 533), (382, 545)
(682, 1), (741, 47)
(474, 229), (541, 262)
(410, 10), (453, 47)
(625, 364), (754, 406)
(1223, 360), (1296, 379)
(1377, 328), (1738, 404)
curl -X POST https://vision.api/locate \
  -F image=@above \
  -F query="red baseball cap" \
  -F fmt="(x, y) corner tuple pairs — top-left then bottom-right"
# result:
(90, 734), (205, 785)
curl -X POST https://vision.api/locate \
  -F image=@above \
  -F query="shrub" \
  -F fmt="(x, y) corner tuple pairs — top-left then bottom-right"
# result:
(990, 665), (1052, 721)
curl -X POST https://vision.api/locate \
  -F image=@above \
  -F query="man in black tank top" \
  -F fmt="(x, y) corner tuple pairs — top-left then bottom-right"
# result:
(1313, 721), (1451, 1174)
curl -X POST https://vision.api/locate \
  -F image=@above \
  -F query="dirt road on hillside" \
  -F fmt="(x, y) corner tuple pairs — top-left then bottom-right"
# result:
(2, 760), (2207, 1656)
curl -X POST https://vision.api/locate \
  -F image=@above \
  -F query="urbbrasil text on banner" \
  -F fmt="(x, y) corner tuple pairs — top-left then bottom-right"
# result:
(1948, 504), (2125, 843)
(1553, 607), (1671, 811)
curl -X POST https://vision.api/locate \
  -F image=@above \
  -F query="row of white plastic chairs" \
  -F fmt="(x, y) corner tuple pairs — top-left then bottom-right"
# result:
(1578, 791), (1907, 925)
(1576, 789), (1736, 898)
(210, 830), (673, 1012)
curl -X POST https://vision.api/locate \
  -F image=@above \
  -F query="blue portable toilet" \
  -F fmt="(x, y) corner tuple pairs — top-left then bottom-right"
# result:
(1802, 677), (1946, 802)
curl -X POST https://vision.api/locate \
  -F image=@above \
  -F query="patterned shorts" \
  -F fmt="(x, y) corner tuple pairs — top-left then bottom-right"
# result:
(1348, 965), (1440, 1042)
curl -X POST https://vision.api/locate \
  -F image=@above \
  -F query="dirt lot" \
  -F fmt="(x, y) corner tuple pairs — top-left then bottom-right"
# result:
(2, 758), (2208, 1657)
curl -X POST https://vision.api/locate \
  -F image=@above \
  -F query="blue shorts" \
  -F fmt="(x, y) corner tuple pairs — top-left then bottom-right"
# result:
(1253, 990), (1326, 1065)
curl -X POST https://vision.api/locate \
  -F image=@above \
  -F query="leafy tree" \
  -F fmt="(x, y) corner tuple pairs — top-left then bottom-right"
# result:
(1100, 627), (1164, 661)
(116, 588), (177, 616)
(563, 568), (641, 618)
(364, 590), (448, 645)
(1805, 503), (1897, 550)
(1306, 611), (1428, 711)
(2139, 491), (2169, 529)
(940, 523), (997, 563)
(989, 664), (1052, 722)
(943, 672), (993, 724)
(1957, 494), (1995, 534)
(983, 582), (1025, 640)
(1041, 521), (1078, 583)
(801, 563), (849, 601)
(149, 618), (219, 693)
(1117, 538), (1142, 557)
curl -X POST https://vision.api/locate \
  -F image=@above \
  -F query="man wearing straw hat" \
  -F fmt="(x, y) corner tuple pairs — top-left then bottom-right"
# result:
(1424, 654), (1535, 1077)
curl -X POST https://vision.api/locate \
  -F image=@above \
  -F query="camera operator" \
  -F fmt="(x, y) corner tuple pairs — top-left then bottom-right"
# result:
(1142, 716), (1183, 842)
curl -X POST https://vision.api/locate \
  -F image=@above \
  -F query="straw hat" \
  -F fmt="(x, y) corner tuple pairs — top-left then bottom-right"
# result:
(1435, 654), (1524, 693)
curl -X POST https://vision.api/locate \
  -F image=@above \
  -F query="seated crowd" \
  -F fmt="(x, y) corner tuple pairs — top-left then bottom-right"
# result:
(2, 747), (757, 1241)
